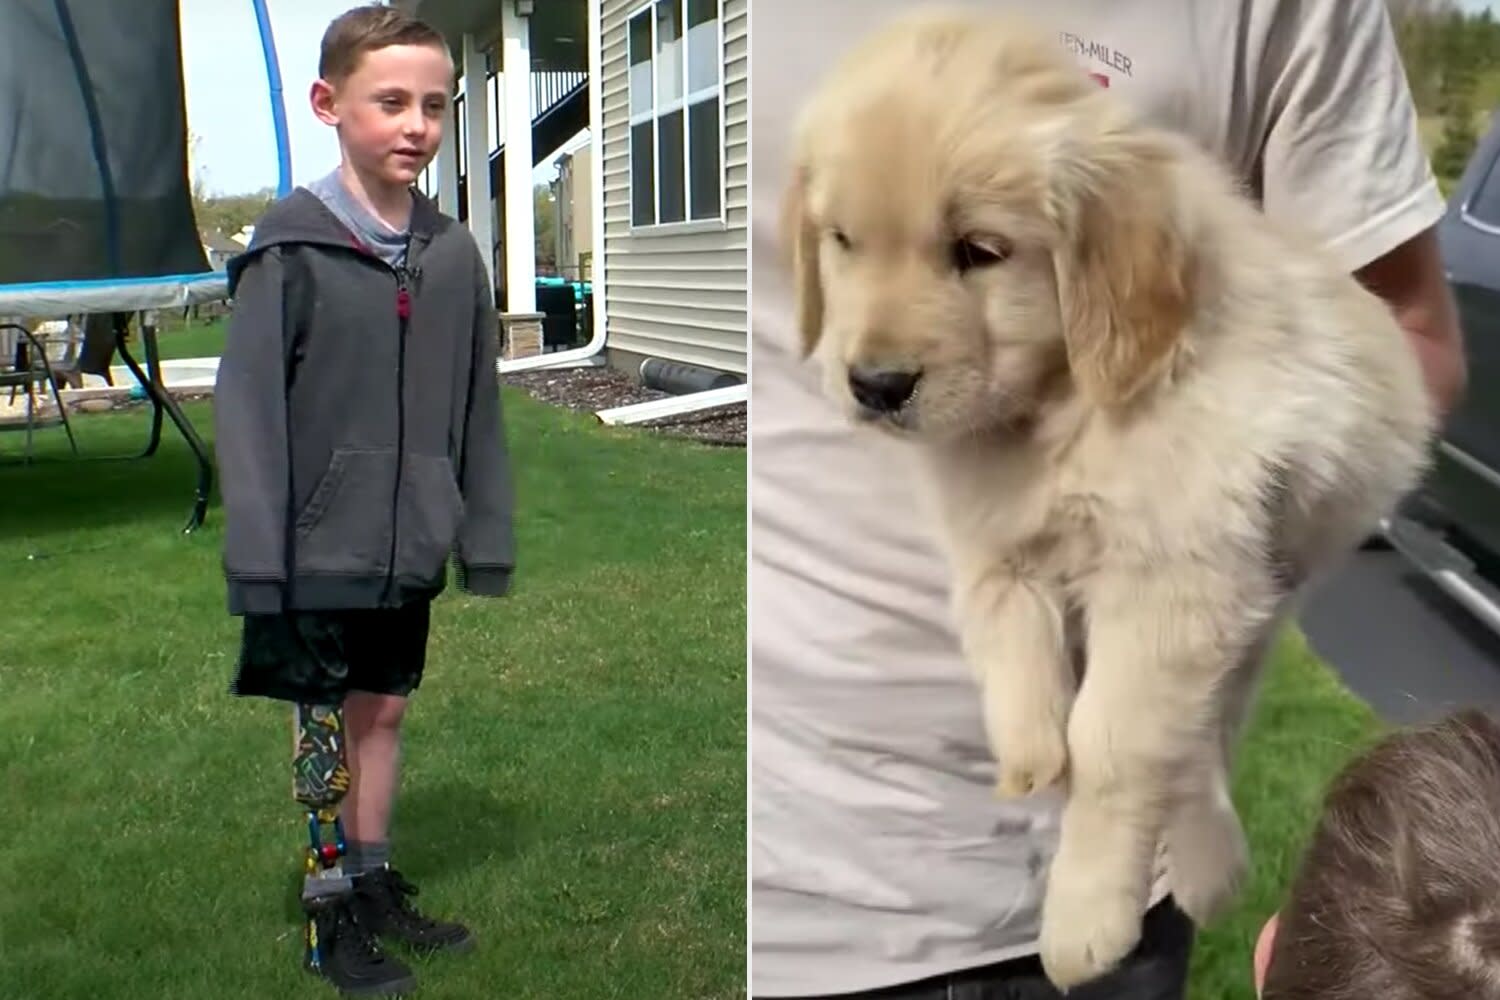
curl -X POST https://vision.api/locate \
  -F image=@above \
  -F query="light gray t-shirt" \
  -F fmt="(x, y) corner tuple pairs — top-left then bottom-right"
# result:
(749, 0), (1445, 995)
(304, 168), (411, 269)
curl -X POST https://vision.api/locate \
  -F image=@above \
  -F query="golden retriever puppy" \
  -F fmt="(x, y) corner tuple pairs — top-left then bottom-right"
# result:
(779, 7), (1436, 991)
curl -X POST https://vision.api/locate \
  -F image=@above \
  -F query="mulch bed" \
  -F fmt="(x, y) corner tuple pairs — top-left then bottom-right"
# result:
(502, 366), (746, 448)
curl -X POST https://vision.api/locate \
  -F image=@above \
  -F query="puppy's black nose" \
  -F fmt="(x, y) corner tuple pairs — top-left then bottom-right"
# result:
(848, 367), (920, 412)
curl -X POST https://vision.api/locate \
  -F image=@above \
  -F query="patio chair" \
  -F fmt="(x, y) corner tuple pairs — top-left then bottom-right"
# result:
(0, 321), (78, 462)
(535, 282), (580, 350)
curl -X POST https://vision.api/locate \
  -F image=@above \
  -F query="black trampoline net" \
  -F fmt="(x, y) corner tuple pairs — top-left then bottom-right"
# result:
(0, 0), (210, 286)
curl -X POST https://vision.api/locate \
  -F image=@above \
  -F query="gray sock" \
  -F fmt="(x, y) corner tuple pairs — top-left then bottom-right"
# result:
(345, 839), (391, 878)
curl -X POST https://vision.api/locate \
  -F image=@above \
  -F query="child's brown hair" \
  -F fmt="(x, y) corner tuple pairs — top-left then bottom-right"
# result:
(1264, 708), (1500, 999)
(318, 3), (449, 86)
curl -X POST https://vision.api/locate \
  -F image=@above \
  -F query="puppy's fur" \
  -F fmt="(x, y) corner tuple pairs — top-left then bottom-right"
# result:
(782, 10), (1435, 990)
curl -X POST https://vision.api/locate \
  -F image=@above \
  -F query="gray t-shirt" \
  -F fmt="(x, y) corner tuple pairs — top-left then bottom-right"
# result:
(750, 0), (1444, 995)
(304, 168), (411, 270)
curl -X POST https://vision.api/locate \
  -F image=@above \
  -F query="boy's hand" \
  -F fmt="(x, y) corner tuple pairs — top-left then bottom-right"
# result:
(455, 562), (513, 597)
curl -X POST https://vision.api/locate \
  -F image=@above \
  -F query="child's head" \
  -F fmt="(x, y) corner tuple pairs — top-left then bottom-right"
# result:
(1257, 708), (1500, 999)
(310, 4), (454, 190)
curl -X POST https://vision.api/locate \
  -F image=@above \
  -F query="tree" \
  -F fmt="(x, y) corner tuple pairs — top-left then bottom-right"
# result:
(1434, 84), (1479, 184)
(534, 183), (558, 274)
(1387, 0), (1454, 23)
(1389, 0), (1460, 113)
(187, 128), (212, 227)
(194, 189), (277, 240)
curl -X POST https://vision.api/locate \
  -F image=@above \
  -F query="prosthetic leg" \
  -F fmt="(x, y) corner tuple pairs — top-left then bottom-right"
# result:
(293, 702), (353, 973)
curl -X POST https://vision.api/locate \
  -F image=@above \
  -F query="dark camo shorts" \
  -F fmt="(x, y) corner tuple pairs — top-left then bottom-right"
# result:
(229, 599), (432, 704)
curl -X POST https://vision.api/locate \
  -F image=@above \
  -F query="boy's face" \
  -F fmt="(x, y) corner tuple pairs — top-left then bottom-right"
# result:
(312, 42), (453, 188)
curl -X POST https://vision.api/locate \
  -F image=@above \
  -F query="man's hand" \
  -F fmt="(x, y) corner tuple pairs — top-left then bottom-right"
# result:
(1355, 226), (1468, 421)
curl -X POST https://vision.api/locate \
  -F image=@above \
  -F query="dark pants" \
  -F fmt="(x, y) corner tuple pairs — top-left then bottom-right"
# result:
(762, 897), (1194, 1000)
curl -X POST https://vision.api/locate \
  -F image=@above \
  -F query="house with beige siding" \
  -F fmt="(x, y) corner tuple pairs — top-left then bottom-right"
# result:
(551, 143), (593, 282)
(392, 0), (745, 385)
(591, 0), (748, 377)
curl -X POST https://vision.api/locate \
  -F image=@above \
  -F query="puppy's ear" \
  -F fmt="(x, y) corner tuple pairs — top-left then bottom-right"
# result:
(781, 164), (824, 357)
(1052, 132), (1193, 408)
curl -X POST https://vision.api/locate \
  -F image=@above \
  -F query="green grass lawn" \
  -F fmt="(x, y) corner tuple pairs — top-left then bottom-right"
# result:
(0, 392), (746, 999)
(0, 382), (1392, 999)
(149, 314), (227, 361)
(1188, 627), (1384, 999)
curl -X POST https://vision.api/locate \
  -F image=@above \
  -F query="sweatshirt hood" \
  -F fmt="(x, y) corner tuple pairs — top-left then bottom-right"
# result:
(226, 185), (445, 294)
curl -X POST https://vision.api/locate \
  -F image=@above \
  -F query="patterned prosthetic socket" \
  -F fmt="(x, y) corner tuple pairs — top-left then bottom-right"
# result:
(293, 703), (352, 971)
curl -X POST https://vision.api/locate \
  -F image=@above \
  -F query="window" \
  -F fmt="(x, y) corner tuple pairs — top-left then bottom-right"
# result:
(1466, 151), (1500, 229)
(629, 0), (722, 228)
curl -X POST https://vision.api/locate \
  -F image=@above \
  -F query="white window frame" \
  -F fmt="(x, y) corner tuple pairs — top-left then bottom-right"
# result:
(626, 0), (726, 234)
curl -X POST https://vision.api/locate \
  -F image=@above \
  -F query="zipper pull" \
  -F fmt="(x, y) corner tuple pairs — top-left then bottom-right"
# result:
(395, 270), (412, 320)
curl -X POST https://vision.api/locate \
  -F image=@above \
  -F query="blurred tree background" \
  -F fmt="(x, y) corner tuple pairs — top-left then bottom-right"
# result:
(1389, 0), (1500, 191)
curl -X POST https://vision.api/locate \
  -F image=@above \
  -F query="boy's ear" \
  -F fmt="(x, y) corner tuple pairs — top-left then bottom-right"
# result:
(310, 79), (340, 126)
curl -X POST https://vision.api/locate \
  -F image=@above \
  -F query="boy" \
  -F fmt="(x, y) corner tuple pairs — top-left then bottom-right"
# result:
(1254, 708), (1500, 999)
(213, 5), (514, 995)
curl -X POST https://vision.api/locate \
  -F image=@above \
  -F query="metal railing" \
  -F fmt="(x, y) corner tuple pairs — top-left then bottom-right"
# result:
(448, 70), (585, 171)
(493, 70), (588, 145)
(432, 49), (588, 218)
(541, 260), (591, 283)
(533, 70), (588, 118)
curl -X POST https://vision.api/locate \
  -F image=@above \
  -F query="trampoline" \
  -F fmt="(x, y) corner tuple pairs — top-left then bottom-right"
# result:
(0, 0), (293, 532)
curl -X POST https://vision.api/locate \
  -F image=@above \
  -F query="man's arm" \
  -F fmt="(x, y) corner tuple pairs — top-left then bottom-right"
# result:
(1252, 0), (1466, 422)
(1353, 226), (1468, 420)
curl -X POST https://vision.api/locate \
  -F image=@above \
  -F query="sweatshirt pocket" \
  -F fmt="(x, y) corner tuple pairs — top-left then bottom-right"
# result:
(396, 453), (466, 581)
(294, 448), (396, 575)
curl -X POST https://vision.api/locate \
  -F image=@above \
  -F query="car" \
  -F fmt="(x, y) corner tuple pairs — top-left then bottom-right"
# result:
(1381, 108), (1500, 636)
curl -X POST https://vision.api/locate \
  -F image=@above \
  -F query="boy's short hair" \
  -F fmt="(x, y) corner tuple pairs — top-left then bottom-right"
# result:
(319, 3), (450, 85)
(1264, 708), (1500, 999)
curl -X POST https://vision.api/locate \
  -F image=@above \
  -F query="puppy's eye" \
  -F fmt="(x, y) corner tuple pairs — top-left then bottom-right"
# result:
(829, 228), (852, 250)
(953, 235), (1012, 272)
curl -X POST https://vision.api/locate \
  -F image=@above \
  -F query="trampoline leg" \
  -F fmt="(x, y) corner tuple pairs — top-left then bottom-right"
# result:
(114, 315), (212, 533)
(112, 314), (164, 458)
(142, 320), (165, 458)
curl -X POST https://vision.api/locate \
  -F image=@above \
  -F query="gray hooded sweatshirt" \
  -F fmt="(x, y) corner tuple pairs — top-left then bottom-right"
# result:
(214, 185), (514, 615)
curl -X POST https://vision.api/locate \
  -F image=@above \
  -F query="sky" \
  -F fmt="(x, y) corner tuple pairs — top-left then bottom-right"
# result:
(179, 0), (582, 198)
(181, 0), (1494, 197)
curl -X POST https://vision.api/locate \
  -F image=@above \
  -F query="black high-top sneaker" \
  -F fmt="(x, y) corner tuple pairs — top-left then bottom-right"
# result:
(304, 893), (419, 996)
(350, 865), (476, 954)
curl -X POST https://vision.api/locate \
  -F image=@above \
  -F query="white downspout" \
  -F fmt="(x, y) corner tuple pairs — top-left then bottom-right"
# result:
(496, 0), (607, 374)
(594, 383), (747, 426)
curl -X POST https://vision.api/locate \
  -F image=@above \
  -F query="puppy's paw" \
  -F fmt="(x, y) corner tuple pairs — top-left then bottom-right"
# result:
(994, 720), (1069, 799)
(1039, 873), (1144, 991)
(985, 681), (1070, 799)
(1164, 798), (1249, 924)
